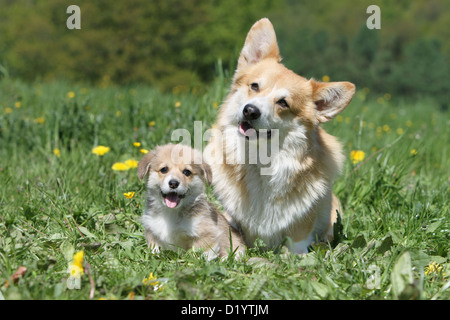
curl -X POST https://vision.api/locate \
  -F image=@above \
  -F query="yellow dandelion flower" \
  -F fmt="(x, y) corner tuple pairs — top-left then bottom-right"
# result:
(5, 107), (13, 114)
(15, 101), (21, 108)
(123, 192), (135, 199)
(68, 250), (84, 278)
(396, 128), (404, 135)
(406, 120), (413, 127)
(336, 115), (343, 123)
(350, 150), (365, 164)
(410, 149), (418, 156)
(322, 75), (330, 82)
(67, 91), (75, 99)
(345, 117), (350, 124)
(133, 142), (141, 147)
(53, 148), (61, 158)
(140, 149), (149, 154)
(142, 272), (158, 286)
(384, 93), (391, 100)
(33, 117), (45, 124)
(142, 272), (163, 291)
(116, 111), (122, 117)
(213, 101), (219, 109)
(425, 261), (443, 276)
(92, 146), (110, 156)
(124, 159), (138, 168)
(111, 162), (130, 171)
(174, 101), (181, 108)
(382, 124), (391, 133)
(148, 121), (156, 127)
(73, 251), (84, 269)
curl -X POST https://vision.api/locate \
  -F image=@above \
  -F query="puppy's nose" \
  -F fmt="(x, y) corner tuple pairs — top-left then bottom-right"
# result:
(243, 104), (261, 120)
(168, 179), (180, 189)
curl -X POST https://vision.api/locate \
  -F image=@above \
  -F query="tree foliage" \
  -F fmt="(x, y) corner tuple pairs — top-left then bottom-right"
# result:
(0, 0), (448, 102)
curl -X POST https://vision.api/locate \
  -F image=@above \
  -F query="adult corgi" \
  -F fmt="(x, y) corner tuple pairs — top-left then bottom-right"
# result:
(204, 18), (355, 253)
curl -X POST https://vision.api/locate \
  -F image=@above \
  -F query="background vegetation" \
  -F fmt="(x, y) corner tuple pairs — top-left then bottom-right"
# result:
(0, 0), (448, 300)
(0, 0), (449, 105)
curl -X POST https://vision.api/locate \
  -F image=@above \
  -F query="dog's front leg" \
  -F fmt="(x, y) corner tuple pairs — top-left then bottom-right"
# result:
(145, 230), (161, 254)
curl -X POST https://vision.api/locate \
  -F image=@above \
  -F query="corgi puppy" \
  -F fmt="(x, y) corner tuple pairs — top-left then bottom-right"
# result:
(138, 144), (245, 259)
(204, 18), (355, 254)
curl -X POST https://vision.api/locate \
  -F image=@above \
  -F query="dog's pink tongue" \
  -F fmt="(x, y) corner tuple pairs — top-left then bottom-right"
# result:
(164, 194), (179, 208)
(239, 122), (256, 137)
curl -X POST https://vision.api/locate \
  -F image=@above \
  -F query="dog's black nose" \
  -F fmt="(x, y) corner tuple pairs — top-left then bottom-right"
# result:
(168, 179), (180, 189)
(243, 104), (261, 120)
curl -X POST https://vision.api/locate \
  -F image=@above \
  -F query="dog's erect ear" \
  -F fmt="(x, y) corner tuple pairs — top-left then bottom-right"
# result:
(137, 151), (154, 180)
(237, 18), (281, 71)
(311, 80), (356, 123)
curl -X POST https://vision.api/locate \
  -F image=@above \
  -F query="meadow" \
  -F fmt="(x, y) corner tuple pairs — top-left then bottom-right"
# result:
(0, 75), (448, 300)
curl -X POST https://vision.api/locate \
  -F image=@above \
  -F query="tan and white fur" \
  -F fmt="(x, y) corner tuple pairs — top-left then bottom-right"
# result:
(204, 18), (355, 254)
(138, 144), (245, 260)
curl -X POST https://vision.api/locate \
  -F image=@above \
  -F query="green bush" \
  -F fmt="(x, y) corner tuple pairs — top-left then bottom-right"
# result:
(0, 0), (448, 99)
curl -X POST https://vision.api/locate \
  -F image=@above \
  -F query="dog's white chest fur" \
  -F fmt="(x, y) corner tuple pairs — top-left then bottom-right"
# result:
(142, 208), (200, 249)
(209, 144), (330, 249)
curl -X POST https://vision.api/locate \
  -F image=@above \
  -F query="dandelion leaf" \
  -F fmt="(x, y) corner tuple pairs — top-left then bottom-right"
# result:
(376, 235), (393, 255)
(391, 251), (420, 299)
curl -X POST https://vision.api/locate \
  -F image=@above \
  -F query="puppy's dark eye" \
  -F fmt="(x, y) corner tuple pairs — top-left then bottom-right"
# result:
(182, 169), (192, 177)
(160, 166), (169, 174)
(250, 83), (259, 92)
(277, 99), (289, 108)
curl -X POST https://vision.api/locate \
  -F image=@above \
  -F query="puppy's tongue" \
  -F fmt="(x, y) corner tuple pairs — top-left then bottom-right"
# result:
(239, 121), (256, 137)
(164, 193), (179, 208)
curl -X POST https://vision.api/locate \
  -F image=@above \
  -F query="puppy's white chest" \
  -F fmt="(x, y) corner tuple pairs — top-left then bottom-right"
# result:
(143, 211), (199, 247)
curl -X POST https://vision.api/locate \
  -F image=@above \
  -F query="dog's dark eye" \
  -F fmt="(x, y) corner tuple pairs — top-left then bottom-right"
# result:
(277, 99), (289, 108)
(250, 83), (259, 92)
(182, 169), (192, 177)
(160, 166), (169, 174)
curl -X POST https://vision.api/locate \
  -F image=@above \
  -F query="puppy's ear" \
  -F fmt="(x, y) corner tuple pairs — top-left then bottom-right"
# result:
(237, 18), (281, 71)
(201, 162), (212, 185)
(137, 151), (154, 180)
(311, 80), (355, 123)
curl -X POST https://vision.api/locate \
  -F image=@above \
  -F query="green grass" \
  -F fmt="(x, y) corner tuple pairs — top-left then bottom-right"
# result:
(0, 77), (448, 300)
